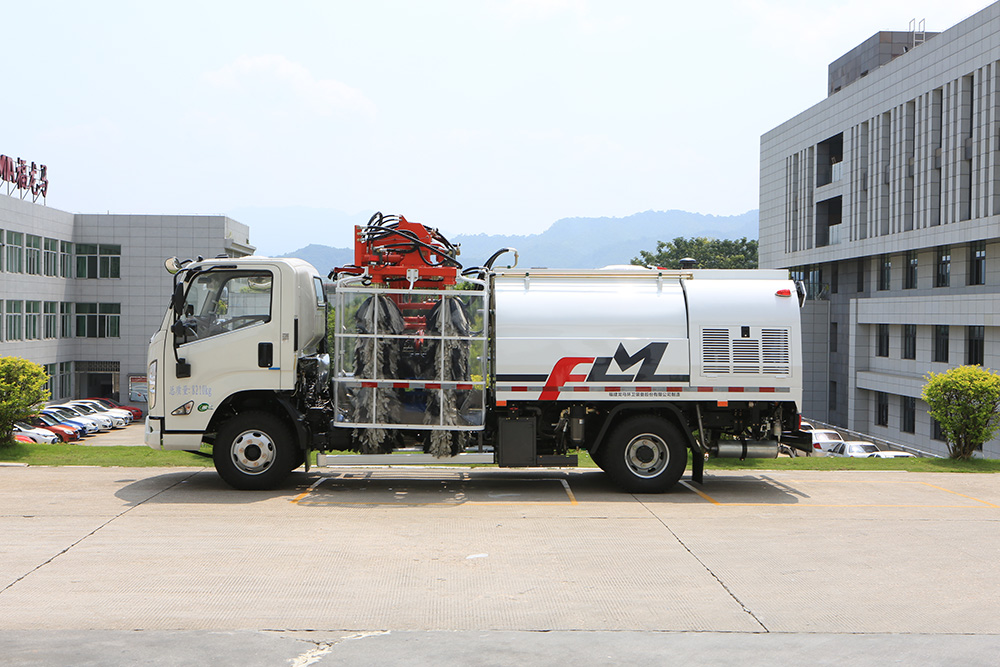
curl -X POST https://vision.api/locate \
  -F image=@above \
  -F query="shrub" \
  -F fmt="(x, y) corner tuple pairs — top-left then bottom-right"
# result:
(922, 365), (1000, 460)
(0, 357), (50, 447)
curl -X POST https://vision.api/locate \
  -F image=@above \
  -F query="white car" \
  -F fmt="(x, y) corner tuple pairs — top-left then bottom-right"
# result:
(69, 400), (131, 426)
(808, 429), (846, 456)
(868, 450), (917, 458)
(13, 422), (59, 444)
(50, 404), (114, 431)
(828, 440), (881, 458)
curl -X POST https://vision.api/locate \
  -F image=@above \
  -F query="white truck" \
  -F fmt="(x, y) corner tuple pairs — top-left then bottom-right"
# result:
(145, 214), (805, 492)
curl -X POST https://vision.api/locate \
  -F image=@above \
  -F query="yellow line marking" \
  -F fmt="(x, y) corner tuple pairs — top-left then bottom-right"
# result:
(560, 479), (579, 505)
(292, 476), (577, 506)
(918, 482), (999, 508)
(679, 480), (721, 505)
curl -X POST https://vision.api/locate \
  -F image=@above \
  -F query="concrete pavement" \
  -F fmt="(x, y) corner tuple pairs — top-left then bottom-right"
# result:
(1, 465), (999, 663)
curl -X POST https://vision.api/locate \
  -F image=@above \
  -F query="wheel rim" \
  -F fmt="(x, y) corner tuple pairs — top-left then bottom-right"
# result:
(624, 432), (669, 478)
(230, 429), (276, 475)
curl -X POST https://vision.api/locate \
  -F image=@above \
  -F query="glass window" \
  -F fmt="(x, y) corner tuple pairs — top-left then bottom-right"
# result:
(876, 392), (889, 426)
(968, 325), (985, 366)
(878, 254), (891, 290)
(901, 396), (915, 434)
(932, 418), (946, 442)
(933, 325), (949, 363)
(177, 271), (273, 342)
(76, 244), (98, 279)
(58, 361), (73, 399)
(969, 241), (986, 286)
(0, 228), (4, 272)
(829, 381), (837, 412)
(830, 322), (838, 353)
(904, 251), (917, 289)
(75, 302), (121, 338)
(902, 324), (916, 360)
(43, 363), (56, 396)
(24, 301), (41, 339)
(876, 324), (889, 357)
(25, 235), (41, 275)
(43, 301), (58, 338)
(935, 246), (951, 287)
(60, 302), (74, 338)
(5, 300), (23, 340)
(59, 241), (73, 278)
(99, 244), (121, 278)
(43, 238), (58, 276)
(6, 231), (23, 273)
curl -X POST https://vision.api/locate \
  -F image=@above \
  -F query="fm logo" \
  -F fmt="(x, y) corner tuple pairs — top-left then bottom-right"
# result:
(540, 342), (673, 400)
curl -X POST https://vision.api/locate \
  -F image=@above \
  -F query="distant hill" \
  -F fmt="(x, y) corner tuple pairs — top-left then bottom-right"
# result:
(280, 209), (758, 272)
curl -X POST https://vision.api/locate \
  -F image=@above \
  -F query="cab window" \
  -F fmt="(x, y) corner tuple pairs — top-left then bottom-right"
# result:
(180, 270), (273, 341)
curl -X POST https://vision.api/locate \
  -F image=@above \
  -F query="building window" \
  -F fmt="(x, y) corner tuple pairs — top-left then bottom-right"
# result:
(904, 251), (917, 289)
(968, 326), (985, 366)
(876, 392), (889, 426)
(829, 381), (837, 412)
(43, 238), (58, 276)
(830, 322), (838, 353)
(935, 246), (951, 287)
(43, 363), (56, 396)
(933, 325), (949, 363)
(876, 324), (889, 357)
(60, 302), (74, 338)
(968, 241), (986, 286)
(856, 258), (866, 293)
(5, 300), (23, 340)
(58, 361), (73, 398)
(932, 418), (946, 442)
(25, 235), (42, 275)
(24, 301), (41, 340)
(59, 241), (73, 278)
(902, 324), (916, 360)
(901, 396), (916, 434)
(76, 244), (121, 279)
(878, 254), (891, 290)
(6, 231), (24, 273)
(0, 228), (4, 272)
(43, 302), (58, 339)
(75, 303), (121, 338)
(0, 300), (3, 341)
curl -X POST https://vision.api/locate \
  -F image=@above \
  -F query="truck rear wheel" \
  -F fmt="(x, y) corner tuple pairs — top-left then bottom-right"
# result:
(213, 412), (295, 490)
(602, 416), (687, 493)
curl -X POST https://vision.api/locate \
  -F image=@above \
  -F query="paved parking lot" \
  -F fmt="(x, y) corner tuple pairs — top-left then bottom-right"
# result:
(2, 464), (999, 664)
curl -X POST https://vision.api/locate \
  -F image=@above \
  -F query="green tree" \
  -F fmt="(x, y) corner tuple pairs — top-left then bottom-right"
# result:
(0, 357), (50, 447)
(922, 365), (1000, 460)
(632, 237), (758, 269)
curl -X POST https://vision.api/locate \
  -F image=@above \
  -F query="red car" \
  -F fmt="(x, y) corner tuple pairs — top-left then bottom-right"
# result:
(14, 433), (33, 443)
(28, 414), (81, 441)
(86, 397), (143, 420)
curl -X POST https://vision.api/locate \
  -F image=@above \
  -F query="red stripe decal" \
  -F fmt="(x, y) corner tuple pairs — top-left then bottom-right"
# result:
(426, 383), (441, 390)
(457, 384), (473, 390)
(393, 382), (409, 389)
(697, 386), (714, 393)
(573, 386), (590, 392)
(759, 387), (776, 393)
(729, 387), (745, 393)
(361, 382), (377, 388)
(605, 386), (621, 392)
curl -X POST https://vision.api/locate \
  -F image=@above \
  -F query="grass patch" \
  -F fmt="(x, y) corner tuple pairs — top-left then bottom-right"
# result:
(3, 443), (999, 474)
(0, 442), (214, 467)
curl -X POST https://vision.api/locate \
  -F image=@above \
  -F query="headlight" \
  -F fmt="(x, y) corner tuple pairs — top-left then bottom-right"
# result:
(148, 360), (157, 409)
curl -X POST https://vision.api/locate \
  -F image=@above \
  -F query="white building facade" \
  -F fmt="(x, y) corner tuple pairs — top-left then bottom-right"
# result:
(760, 3), (1000, 458)
(0, 193), (253, 409)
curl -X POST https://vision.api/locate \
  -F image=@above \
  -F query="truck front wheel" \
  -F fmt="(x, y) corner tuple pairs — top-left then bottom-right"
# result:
(602, 416), (687, 493)
(213, 412), (295, 490)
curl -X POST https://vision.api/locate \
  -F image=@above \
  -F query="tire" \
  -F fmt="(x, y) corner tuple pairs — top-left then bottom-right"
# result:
(601, 415), (688, 493)
(213, 412), (295, 490)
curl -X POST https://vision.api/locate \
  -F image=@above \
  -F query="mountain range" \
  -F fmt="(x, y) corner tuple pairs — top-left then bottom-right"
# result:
(277, 209), (759, 273)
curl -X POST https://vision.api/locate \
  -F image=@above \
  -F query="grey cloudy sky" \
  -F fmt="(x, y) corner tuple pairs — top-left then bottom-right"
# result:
(2, 0), (991, 253)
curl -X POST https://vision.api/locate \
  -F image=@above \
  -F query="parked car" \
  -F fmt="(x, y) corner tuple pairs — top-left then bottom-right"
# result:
(828, 440), (881, 457)
(87, 397), (143, 420)
(809, 429), (846, 456)
(13, 423), (59, 444)
(799, 420), (815, 432)
(869, 450), (917, 458)
(69, 400), (130, 426)
(13, 433), (33, 443)
(25, 414), (79, 442)
(42, 407), (101, 435)
(50, 404), (114, 431)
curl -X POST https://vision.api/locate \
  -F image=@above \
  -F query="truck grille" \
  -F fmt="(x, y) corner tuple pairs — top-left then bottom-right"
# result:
(701, 328), (791, 376)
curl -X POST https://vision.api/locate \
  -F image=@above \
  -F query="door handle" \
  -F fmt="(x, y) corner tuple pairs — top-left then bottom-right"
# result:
(258, 342), (273, 368)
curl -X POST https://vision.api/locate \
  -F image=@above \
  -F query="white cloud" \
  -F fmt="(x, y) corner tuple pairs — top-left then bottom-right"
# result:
(203, 54), (376, 117)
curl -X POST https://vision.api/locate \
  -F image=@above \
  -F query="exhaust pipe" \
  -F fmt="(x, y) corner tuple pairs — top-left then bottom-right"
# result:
(711, 440), (779, 459)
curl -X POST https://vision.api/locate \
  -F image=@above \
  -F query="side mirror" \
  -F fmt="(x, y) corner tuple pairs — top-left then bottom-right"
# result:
(171, 283), (186, 318)
(164, 257), (183, 275)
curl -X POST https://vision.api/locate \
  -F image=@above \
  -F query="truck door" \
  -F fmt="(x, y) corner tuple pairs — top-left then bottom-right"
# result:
(163, 267), (282, 435)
